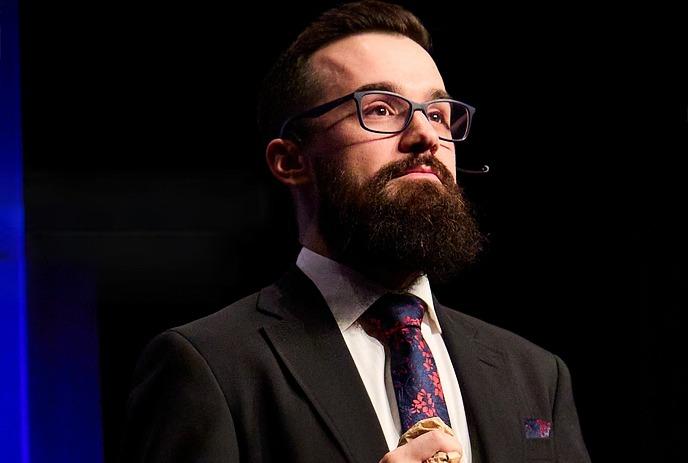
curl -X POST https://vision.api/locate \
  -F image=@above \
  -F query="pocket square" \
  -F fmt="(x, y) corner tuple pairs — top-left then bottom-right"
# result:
(524, 418), (552, 439)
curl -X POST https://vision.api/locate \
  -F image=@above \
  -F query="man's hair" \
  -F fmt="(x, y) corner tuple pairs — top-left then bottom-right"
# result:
(257, 1), (432, 146)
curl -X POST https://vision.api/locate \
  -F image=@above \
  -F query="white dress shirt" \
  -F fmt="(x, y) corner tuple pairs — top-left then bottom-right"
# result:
(296, 247), (472, 461)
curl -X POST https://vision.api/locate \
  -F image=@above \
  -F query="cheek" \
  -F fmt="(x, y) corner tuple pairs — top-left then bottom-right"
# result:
(340, 152), (384, 186)
(341, 140), (399, 183)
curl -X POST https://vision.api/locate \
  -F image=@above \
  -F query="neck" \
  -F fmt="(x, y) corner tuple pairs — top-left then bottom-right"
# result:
(357, 265), (423, 291)
(298, 214), (423, 290)
(301, 242), (422, 291)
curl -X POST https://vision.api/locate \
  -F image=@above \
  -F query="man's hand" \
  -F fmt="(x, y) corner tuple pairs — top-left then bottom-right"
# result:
(379, 430), (462, 463)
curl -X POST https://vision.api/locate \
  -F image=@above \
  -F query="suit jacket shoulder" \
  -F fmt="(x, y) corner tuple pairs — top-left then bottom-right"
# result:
(439, 305), (560, 389)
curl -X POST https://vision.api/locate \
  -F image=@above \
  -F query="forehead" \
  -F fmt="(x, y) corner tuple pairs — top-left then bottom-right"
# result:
(309, 32), (446, 101)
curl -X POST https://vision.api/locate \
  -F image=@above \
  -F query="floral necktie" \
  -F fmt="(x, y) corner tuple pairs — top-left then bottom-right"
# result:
(362, 293), (451, 432)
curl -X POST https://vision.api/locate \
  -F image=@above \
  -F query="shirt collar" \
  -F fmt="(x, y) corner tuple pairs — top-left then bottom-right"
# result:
(296, 247), (442, 334)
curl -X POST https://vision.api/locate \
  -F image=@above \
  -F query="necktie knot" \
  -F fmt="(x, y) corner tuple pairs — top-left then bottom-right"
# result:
(362, 293), (425, 342)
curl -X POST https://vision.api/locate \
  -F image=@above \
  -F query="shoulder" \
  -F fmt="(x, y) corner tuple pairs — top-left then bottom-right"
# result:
(176, 291), (265, 335)
(133, 291), (265, 367)
(455, 307), (552, 353)
(161, 290), (280, 358)
(138, 266), (322, 373)
(436, 302), (563, 379)
(131, 287), (289, 402)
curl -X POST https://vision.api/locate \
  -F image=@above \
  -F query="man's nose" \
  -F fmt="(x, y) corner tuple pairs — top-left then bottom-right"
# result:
(397, 109), (440, 156)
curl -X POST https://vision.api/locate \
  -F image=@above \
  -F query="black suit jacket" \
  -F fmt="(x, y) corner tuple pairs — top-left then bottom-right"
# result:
(122, 266), (590, 462)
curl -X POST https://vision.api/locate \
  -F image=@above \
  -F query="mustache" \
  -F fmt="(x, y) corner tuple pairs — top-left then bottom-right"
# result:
(372, 154), (456, 189)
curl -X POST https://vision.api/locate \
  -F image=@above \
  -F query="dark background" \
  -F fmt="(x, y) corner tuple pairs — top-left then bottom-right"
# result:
(20, 1), (684, 461)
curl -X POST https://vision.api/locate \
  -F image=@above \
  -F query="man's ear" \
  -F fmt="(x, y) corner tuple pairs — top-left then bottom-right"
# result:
(265, 138), (311, 186)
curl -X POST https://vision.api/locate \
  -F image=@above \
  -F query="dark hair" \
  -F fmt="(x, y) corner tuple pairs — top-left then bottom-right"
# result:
(257, 1), (432, 146)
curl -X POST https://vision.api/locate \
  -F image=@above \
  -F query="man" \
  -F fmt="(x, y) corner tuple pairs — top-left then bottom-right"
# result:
(122, 2), (590, 462)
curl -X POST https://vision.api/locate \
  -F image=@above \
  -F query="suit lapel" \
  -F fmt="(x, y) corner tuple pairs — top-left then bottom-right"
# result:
(435, 302), (523, 463)
(258, 267), (389, 463)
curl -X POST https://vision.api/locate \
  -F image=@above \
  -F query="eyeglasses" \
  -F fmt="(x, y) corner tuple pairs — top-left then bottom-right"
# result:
(279, 90), (475, 143)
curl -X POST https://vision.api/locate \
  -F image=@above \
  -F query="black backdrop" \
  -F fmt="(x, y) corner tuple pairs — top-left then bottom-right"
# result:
(20, 1), (684, 461)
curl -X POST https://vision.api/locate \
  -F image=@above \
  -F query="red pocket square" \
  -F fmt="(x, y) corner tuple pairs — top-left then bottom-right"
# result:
(524, 418), (552, 438)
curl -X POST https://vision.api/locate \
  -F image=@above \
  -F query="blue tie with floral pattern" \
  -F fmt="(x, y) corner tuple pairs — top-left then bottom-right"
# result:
(363, 293), (451, 432)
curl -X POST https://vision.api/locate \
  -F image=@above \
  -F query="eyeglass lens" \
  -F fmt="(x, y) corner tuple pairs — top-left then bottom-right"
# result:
(359, 93), (469, 141)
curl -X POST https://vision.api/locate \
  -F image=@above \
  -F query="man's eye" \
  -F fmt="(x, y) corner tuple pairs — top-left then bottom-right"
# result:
(428, 111), (448, 126)
(364, 104), (396, 117)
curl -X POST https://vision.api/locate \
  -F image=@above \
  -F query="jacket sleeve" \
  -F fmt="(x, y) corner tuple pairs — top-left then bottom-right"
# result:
(121, 330), (240, 463)
(552, 354), (592, 462)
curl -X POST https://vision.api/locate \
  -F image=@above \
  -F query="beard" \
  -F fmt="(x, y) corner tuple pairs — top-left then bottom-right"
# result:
(312, 153), (485, 285)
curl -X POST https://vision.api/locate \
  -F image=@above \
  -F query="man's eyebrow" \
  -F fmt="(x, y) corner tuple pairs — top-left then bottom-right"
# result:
(354, 82), (401, 93)
(353, 82), (453, 100)
(429, 88), (452, 100)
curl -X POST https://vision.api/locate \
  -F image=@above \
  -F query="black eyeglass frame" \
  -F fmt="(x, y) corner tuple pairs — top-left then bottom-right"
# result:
(278, 90), (476, 143)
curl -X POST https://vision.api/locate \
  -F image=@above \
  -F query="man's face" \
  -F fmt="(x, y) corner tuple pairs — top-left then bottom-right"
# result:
(305, 32), (458, 188)
(300, 32), (482, 283)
